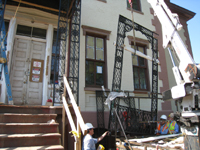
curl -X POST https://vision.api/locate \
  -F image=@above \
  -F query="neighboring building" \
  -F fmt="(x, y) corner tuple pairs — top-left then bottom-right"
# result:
(0, 0), (195, 134)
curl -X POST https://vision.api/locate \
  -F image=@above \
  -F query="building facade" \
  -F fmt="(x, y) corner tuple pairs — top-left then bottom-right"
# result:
(0, 0), (195, 132)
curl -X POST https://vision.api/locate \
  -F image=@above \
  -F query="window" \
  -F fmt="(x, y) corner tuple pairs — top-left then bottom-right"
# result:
(85, 35), (106, 87)
(127, 0), (141, 11)
(16, 25), (46, 39)
(50, 30), (59, 83)
(132, 45), (148, 90)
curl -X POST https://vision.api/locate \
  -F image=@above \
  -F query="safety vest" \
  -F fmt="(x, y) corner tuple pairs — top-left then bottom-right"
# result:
(157, 123), (168, 135)
(167, 121), (176, 134)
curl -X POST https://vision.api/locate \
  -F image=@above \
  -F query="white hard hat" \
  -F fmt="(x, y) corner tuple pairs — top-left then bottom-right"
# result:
(85, 123), (94, 130)
(160, 115), (167, 120)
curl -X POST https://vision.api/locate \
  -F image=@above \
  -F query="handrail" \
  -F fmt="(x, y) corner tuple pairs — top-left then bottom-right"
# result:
(63, 75), (85, 134)
(62, 96), (77, 140)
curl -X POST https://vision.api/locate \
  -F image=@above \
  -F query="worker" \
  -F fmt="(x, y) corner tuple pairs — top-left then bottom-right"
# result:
(167, 113), (179, 134)
(155, 115), (169, 135)
(82, 123), (109, 150)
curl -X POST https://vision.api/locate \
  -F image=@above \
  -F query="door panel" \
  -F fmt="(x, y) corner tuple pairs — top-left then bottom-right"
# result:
(11, 38), (30, 105)
(26, 41), (45, 105)
(11, 38), (46, 105)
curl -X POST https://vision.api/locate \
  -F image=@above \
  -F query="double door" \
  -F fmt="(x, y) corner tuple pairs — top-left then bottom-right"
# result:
(10, 38), (46, 105)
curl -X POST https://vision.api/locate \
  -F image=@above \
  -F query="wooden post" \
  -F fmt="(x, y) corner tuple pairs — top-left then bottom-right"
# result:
(76, 107), (82, 150)
(62, 105), (66, 148)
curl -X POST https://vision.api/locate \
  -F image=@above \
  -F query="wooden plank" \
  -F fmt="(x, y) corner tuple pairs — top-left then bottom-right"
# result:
(63, 76), (85, 134)
(62, 105), (65, 147)
(129, 133), (182, 143)
(13, 0), (60, 12)
(62, 96), (77, 141)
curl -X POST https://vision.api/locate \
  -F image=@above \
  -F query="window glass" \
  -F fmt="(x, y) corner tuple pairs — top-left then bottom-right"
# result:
(86, 60), (94, 85)
(132, 45), (148, 90)
(127, 0), (141, 11)
(32, 27), (46, 39)
(16, 25), (46, 39)
(138, 47), (145, 66)
(16, 25), (32, 37)
(133, 68), (139, 89)
(85, 35), (106, 87)
(96, 38), (104, 61)
(86, 36), (95, 59)
(139, 68), (147, 89)
(96, 62), (104, 85)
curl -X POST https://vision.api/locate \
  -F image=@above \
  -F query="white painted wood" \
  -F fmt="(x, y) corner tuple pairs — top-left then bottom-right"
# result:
(15, 35), (46, 43)
(10, 38), (31, 105)
(63, 96), (77, 141)
(64, 76), (85, 134)
(42, 24), (53, 105)
(26, 41), (46, 105)
(10, 38), (46, 105)
(129, 133), (182, 143)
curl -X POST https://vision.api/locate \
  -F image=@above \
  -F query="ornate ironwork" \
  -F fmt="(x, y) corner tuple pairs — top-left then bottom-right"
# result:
(53, 0), (81, 105)
(68, 0), (81, 105)
(107, 15), (158, 134)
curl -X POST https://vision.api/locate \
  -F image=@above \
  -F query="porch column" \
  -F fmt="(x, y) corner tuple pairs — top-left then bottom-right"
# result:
(42, 24), (53, 105)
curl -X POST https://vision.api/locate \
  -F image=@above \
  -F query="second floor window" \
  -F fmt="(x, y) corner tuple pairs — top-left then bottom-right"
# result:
(85, 35), (106, 87)
(127, 0), (141, 12)
(132, 45), (148, 90)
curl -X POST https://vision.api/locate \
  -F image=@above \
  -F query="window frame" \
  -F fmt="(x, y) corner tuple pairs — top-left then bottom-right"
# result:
(127, 0), (142, 12)
(85, 33), (107, 88)
(132, 44), (150, 91)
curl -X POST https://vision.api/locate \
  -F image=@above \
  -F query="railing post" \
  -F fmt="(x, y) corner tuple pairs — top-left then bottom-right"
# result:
(62, 104), (66, 148)
(76, 107), (81, 150)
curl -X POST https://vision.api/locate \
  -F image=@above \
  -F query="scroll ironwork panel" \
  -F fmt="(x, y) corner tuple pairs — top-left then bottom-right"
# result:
(108, 15), (158, 134)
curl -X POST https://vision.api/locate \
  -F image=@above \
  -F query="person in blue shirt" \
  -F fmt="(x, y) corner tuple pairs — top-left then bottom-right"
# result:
(82, 123), (108, 150)
(167, 113), (179, 134)
(155, 115), (169, 135)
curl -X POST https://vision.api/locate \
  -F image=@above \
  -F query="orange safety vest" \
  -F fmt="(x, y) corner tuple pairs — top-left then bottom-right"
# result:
(157, 123), (168, 135)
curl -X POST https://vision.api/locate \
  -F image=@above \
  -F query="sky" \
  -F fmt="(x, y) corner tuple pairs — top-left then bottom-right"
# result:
(170, 0), (200, 63)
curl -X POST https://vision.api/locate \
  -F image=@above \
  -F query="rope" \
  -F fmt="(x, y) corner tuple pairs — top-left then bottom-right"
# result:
(129, 0), (137, 55)
(0, 0), (22, 49)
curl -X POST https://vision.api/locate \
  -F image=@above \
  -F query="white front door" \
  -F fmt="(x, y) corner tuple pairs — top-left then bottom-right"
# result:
(10, 38), (46, 105)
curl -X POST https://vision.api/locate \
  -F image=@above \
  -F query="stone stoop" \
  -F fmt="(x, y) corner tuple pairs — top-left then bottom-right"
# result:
(0, 105), (64, 150)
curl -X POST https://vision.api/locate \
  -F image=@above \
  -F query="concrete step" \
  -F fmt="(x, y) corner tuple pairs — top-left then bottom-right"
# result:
(0, 123), (59, 134)
(0, 145), (64, 150)
(0, 105), (62, 114)
(0, 113), (57, 123)
(0, 133), (61, 148)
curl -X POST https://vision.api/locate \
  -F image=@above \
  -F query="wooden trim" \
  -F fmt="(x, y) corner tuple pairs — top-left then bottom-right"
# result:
(133, 91), (149, 94)
(15, 35), (46, 43)
(46, 56), (49, 75)
(82, 25), (111, 40)
(13, 0), (61, 13)
(127, 36), (149, 48)
(84, 87), (110, 92)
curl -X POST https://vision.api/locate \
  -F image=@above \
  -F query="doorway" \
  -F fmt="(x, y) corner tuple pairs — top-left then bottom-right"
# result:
(10, 38), (46, 105)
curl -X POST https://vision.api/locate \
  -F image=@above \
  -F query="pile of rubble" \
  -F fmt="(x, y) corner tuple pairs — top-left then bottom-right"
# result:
(116, 133), (184, 150)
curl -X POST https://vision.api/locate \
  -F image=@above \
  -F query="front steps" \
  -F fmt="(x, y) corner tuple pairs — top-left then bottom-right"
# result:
(0, 105), (64, 150)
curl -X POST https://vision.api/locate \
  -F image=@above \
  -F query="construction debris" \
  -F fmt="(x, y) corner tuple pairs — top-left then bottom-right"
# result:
(116, 134), (184, 150)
